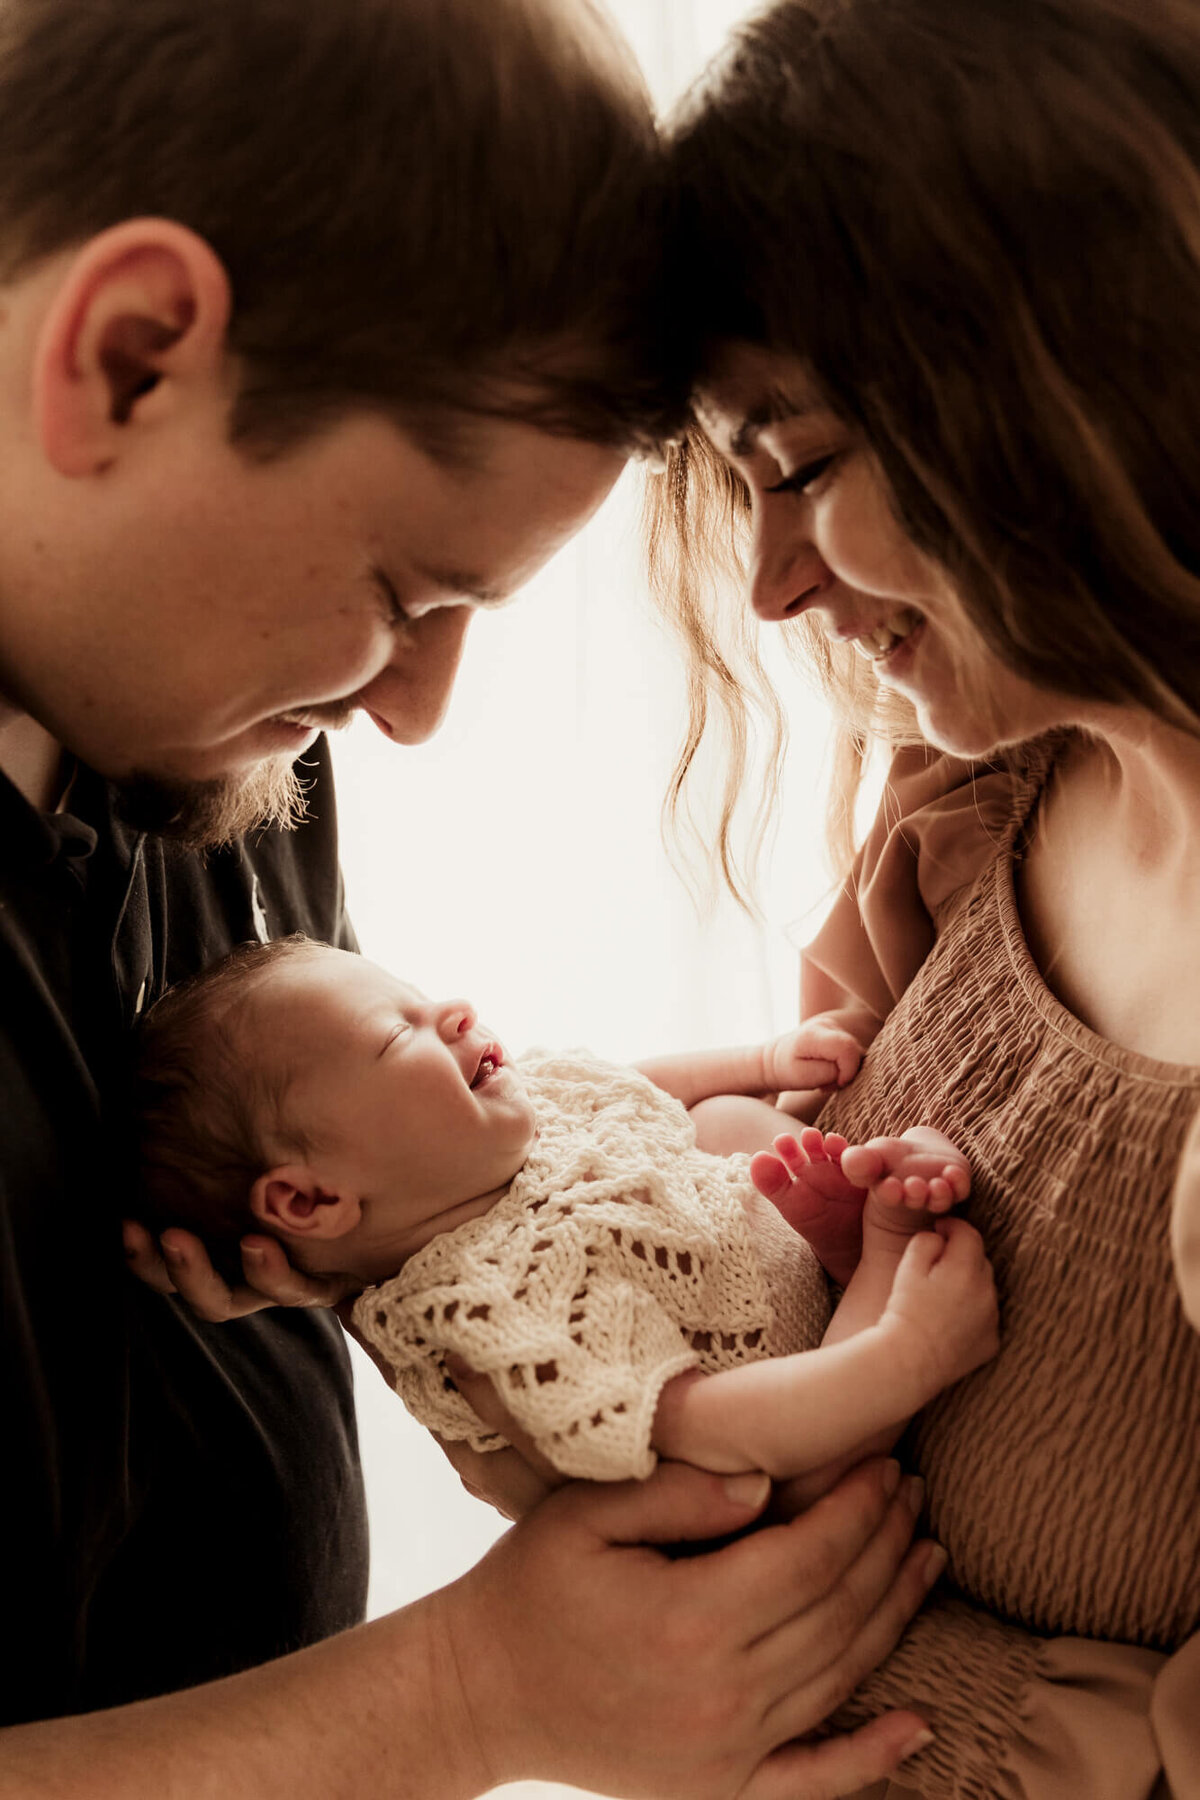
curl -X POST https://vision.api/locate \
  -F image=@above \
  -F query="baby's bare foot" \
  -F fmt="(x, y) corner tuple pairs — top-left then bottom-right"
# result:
(840, 1126), (971, 1216)
(750, 1128), (866, 1286)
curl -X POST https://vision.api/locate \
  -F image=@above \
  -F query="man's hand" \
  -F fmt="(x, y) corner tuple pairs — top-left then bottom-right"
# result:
(122, 1221), (359, 1319)
(437, 1455), (940, 1799)
(432, 1353), (565, 1518)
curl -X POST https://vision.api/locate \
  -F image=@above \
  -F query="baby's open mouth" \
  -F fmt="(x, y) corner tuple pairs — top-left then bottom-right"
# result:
(470, 1046), (504, 1089)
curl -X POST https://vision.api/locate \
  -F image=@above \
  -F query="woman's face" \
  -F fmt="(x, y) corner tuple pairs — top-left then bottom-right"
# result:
(698, 343), (1077, 757)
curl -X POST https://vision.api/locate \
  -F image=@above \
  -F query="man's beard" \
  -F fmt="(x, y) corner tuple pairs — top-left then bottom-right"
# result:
(112, 754), (311, 850)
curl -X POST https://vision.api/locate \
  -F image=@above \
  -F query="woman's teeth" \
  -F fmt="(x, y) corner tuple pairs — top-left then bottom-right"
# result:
(853, 607), (923, 661)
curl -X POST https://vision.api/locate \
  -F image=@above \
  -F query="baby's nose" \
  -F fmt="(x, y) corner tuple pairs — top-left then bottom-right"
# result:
(436, 999), (477, 1041)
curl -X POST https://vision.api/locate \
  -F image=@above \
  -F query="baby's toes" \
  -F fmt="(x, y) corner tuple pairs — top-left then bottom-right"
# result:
(797, 1127), (831, 1164)
(750, 1151), (791, 1199)
(925, 1175), (956, 1212)
(902, 1176), (931, 1208)
(822, 1132), (849, 1165)
(839, 1143), (885, 1187)
(946, 1162), (972, 1202)
(770, 1132), (807, 1177)
(871, 1174), (906, 1206)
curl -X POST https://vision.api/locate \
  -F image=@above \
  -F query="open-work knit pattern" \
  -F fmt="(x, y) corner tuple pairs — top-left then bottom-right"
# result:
(354, 1051), (829, 1480)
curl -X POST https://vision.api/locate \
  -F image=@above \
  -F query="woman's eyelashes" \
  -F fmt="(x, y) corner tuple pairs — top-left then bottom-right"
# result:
(765, 453), (838, 497)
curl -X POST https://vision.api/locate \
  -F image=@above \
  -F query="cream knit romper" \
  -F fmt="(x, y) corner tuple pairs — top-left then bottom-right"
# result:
(354, 1052), (830, 1482)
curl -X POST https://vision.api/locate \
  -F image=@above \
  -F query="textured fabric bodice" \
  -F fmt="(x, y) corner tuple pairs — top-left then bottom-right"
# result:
(820, 743), (1200, 1652)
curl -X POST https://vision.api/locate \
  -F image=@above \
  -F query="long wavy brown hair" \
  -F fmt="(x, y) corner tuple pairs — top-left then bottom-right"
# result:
(648, 0), (1200, 881)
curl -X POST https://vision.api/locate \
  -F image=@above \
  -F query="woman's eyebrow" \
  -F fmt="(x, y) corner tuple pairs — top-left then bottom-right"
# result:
(729, 393), (820, 459)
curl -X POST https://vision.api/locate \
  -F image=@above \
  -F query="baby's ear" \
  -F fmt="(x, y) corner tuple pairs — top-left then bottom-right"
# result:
(250, 1167), (362, 1241)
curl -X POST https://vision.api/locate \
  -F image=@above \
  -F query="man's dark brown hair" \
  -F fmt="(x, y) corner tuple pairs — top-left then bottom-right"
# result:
(0, 0), (680, 454)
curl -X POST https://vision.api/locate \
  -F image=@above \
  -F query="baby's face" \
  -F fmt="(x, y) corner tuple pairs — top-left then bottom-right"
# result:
(252, 947), (537, 1262)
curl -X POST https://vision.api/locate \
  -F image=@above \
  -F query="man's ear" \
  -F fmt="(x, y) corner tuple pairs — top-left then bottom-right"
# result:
(32, 217), (233, 478)
(249, 1167), (364, 1243)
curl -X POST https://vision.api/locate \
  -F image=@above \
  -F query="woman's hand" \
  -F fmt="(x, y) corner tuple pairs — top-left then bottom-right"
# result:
(121, 1220), (360, 1320)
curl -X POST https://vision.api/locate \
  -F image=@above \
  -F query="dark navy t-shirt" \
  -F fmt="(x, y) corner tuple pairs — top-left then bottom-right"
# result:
(0, 737), (369, 1723)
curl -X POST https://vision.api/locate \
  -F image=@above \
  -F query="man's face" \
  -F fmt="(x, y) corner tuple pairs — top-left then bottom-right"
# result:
(0, 406), (622, 838)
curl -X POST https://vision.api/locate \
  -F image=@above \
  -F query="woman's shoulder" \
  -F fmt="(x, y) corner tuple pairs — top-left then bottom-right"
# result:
(861, 730), (1063, 917)
(802, 731), (1066, 1026)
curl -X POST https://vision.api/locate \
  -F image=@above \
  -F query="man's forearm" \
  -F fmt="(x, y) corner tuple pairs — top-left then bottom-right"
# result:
(636, 1042), (770, 1109)
(0, 1597), (483, 1800)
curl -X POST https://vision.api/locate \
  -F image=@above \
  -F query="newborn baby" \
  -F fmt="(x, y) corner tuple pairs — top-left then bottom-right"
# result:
(134, 935), (998, 1483)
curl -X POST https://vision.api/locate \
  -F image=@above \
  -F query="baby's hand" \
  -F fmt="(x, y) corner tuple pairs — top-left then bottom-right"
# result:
(882, 1218), (1000, 1391)
(766, 1017), (863, 1094)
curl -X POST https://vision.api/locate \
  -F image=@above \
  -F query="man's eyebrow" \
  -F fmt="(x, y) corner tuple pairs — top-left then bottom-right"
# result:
(415, 563), (514, 607)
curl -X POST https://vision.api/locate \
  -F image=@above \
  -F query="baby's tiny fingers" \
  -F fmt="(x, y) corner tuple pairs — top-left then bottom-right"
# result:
(900, 1230), (945, 1274)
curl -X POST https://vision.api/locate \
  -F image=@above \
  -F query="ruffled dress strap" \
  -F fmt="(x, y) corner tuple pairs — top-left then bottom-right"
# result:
(801, 736), (1063, 1030)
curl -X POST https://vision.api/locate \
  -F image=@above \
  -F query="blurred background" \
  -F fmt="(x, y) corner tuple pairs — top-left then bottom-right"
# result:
(330, 4), (838, 1794)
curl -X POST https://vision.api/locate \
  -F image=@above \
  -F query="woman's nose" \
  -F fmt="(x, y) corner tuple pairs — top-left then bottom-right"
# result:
(748, 503), (831, 623)
(436, 999), (477, 1042)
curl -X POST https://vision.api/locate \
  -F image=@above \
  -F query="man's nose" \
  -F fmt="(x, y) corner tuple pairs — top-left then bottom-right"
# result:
(436, 1000), (477, 1042)
(748, 503), (830, 623)
(357, 607), (473, 745)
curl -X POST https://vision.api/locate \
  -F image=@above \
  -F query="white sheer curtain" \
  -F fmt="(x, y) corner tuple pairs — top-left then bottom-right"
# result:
(331, 6), (836, 1793)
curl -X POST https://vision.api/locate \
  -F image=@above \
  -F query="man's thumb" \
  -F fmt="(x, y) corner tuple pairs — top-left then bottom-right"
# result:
(564, 1458), (771, 1549)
